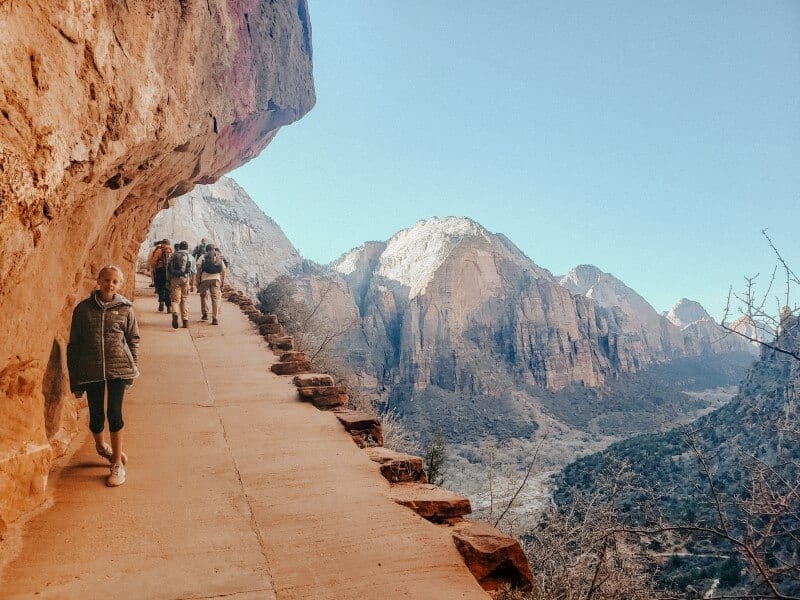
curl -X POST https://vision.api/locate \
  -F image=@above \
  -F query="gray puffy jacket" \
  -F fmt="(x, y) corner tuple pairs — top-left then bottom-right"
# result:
(67, 292), (140, 391)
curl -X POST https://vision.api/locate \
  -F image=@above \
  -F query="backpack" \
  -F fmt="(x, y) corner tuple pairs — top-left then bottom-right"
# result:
(192, 243), (206, 258)
(168, 251), (190, 277)
(202, 250), (223, 274)
(154, 246), (172, 269)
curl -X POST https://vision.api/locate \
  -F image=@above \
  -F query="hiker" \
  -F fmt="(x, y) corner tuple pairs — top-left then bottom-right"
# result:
(149, 239), (173, 312)
(196, 243), (226, 325)
(167, 241), (196, 329)
(67, 265), (139, 487)
(192, 238), (208, 260)
(149, 240), (159, 288)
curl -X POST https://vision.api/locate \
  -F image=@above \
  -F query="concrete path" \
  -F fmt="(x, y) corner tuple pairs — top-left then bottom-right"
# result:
(0, 279), (487, 599)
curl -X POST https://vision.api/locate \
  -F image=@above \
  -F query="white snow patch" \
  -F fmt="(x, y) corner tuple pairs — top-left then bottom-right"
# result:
(334, 246), (364, 276)
(377, 217), (489, 299)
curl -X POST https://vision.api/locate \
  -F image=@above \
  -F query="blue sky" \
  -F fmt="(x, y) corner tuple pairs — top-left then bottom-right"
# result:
(231, 1), (800, 318)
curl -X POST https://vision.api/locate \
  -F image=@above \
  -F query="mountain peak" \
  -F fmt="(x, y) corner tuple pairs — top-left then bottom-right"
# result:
(666, 298), (712, 328)
(377, 216), (492, 298)
(559, 264), (604, 295)
(406, 216), (489, 238)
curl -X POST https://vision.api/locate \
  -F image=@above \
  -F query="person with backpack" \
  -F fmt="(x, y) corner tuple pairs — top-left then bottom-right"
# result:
(67, 265), (139, 487)
(167, 241), (196, 329)
(196, 244), (226, 325)
(149, 239), (173, 312)
(192, 238), (208, 260)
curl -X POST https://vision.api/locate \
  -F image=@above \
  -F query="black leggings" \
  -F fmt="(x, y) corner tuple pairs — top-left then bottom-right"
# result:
(85, 379), (127, 434)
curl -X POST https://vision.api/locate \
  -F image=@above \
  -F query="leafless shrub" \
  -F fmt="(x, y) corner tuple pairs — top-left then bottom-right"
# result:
(721, 230), (800, 360)
(379, 409), (420, 455)
(524, 463), (669, 600)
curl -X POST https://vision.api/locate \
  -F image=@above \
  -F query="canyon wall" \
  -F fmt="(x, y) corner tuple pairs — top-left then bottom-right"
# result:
(0, 0), (315, 526)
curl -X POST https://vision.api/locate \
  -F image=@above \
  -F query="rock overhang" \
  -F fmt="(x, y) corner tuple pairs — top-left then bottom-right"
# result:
(0, 0), (315, 525)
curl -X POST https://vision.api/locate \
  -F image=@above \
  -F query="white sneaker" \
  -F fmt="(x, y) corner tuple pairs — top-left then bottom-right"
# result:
(97, 443), (127, 465)
(107, 463), (126, 487)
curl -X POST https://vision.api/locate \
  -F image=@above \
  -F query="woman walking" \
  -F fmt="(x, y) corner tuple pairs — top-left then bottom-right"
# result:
(67, 265), (140, 487)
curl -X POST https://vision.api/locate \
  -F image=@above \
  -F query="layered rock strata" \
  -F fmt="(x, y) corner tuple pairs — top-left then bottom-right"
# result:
(389, 483), (473, 523)
(0, 1), (314, 525)
(366, 447), (428, 484)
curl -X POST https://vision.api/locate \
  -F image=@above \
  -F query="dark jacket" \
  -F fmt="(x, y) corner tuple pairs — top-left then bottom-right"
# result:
(67, 292), (140, 391)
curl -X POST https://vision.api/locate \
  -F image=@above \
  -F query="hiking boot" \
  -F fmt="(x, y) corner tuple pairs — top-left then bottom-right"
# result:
(172, 313), (179, 329)
(166, 304), (173, 313)
(97, 443), (127, 466)
(107, 463), (126, 487)
(182, 319), (188, 328)
(211, 318), (219, 325)
(158, 302), (164, 312)
(201, 314), (208, 321)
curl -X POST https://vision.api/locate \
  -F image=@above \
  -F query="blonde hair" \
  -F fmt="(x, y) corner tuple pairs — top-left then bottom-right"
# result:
(98, 264), (125, 283)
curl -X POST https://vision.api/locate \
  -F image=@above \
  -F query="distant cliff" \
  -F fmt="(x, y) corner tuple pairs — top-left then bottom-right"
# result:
(330, 218), (753, 393)
(139, 177), (301, 294)
(261, 217), (755, 444)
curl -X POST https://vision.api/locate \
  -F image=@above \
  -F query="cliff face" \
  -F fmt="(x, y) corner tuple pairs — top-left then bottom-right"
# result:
(138, 176), (302, 294)
(332, 219), (750, 400)
(0, 1), (314, 526)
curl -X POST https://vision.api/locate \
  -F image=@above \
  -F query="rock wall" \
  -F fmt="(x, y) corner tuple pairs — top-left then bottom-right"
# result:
(0, 0), (314, 526)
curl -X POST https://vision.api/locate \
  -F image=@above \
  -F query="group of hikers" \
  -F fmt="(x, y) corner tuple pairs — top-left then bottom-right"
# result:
(148, 238), (228, 327)
(66, 237), (230, 488)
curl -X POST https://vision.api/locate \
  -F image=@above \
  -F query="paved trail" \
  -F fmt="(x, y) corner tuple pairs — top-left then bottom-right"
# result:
(1, 279), (486, 599)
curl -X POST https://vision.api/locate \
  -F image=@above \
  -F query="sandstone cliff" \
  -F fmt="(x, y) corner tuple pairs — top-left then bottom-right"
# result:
(0, 1), (314, 526)
(138, 176), (301, 294)
(335, 220), (750, 397)
(263, 217), (754, 445)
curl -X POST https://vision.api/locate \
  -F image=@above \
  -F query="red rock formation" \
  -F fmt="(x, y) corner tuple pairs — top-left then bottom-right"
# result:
(0, 1), (314, 525)
(293, 373), (334, 387)
(268, 336), (295, 351)
(333, 409), (384, 447)
(279, 351), (307, 363)
(297, 385), (349, 409)
(365, 447), (428, 483)
(389, 483), (472, 523)
(271, 360), (312, 375)
(452, 520), (534, 593)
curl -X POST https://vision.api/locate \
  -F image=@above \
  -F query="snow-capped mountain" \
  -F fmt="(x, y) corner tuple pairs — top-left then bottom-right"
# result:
(335, 217), (553, 300)
(664, 298), (757, 355)
(666, 298), (712, 328)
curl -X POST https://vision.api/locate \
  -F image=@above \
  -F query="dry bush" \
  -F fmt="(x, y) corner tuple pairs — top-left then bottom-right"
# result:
(379, 409), (420, 455)
(521, 464), (669, 600)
